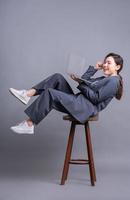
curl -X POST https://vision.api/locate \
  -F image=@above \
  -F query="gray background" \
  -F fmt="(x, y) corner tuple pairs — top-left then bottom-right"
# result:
(0, 0), (130, 199)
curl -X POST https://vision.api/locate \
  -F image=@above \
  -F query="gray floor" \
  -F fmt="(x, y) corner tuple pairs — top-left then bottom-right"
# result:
(0, 151), (130, 200)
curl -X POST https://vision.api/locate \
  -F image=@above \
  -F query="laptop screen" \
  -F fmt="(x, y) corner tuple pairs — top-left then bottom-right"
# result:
(67, 53), (86, 78)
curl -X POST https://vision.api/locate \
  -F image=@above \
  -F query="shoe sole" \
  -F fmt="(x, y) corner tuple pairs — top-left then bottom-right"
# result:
(9, 88), (27, 105)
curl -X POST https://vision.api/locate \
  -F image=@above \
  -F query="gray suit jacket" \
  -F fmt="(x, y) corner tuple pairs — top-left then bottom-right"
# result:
(58, 66), (120, 123)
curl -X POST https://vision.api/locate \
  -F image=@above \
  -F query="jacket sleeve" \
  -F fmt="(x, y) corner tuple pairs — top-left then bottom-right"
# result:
(77, 77), (119, 104)
(81, 65), (107, 91)
(81, 65), (98, 80)
(83, 77), (110, 91)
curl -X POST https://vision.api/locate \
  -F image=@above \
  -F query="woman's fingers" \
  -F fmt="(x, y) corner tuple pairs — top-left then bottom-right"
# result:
(70, 74), (80, 82)
(95, 61), (103, 69)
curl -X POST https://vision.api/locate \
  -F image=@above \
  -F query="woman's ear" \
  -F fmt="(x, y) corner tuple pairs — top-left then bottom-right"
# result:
(116, 65), (121, 71)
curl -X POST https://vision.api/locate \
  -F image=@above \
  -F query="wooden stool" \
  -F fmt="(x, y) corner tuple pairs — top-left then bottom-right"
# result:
(61, 114), (98, 186)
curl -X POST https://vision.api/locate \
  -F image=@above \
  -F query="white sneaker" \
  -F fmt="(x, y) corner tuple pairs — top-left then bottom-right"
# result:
(10, 121), (34, 134)
(9, 88), (30, 105)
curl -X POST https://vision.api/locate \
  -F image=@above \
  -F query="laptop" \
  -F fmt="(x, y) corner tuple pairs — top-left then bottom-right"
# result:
(67, 53), (90, 83)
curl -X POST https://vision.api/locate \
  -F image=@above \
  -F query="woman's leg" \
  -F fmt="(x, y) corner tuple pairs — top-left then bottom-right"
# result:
(31, 73), (74, 95)
(10, 88), (76, 134)
(26, 89), (37, 97)
(10, 73), (74, 105)
(25, 88), (74, 125)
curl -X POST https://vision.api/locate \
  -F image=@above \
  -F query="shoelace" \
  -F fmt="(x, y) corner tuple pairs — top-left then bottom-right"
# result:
(20, 90), (26, 97)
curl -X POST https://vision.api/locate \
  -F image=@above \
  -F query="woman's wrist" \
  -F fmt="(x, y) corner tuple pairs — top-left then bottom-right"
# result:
(95, 61), (103, 70)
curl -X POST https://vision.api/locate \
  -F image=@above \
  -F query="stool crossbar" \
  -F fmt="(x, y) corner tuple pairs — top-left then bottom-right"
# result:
(61, 114), (98, 186)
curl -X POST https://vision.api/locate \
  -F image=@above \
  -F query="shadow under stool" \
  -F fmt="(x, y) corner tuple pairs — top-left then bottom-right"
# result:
(61, 114), (98, 186)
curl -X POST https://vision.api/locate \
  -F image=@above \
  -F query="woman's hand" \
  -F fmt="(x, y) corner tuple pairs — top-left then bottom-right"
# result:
(70, 74), (82, 83)
(95, 61), (104, 70)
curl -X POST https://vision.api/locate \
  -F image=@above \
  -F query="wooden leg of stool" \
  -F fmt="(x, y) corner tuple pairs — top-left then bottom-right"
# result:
(85, 122), (96, 186)
(61, 122), (76, 185)
(86, 123), (96, 182)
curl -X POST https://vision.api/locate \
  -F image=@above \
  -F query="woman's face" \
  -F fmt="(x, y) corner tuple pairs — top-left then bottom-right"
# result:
(103, 56), (120, 76)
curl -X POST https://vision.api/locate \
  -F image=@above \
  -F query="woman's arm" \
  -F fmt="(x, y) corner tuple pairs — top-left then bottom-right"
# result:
(81, 61), (104, 80)
(70, 65), (98, 83)
(77, 77), (119, 104)
(81, 65), (98, 80)
(82, 77), (109, 91)
(70, 63), (103, 83)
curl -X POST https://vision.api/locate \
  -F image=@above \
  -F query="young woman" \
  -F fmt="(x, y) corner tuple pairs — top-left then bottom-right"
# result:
(10, 53), (123, 134)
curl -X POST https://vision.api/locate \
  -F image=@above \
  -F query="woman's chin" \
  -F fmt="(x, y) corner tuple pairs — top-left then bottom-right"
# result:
(103, 71), (109, 76)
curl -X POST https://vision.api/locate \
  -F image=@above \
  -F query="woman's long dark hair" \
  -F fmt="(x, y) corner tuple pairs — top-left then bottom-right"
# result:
(105, 53), (123, 100)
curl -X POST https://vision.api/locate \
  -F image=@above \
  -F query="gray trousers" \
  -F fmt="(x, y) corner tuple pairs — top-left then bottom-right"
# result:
(24, 73), (74, 124)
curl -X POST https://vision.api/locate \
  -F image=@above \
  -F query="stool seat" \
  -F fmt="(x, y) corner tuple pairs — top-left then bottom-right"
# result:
(63, 114), (99, 122)
(61, 114), (98, 186)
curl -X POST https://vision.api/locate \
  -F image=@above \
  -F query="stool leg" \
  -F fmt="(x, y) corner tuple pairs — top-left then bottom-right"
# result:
(87, 123), (96, 182)
(85, 122), (96, 186)
(61, 122), (76, 185)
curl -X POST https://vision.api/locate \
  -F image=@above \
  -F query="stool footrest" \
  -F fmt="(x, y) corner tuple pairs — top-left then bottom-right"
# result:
(69, 159), (89, 165)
